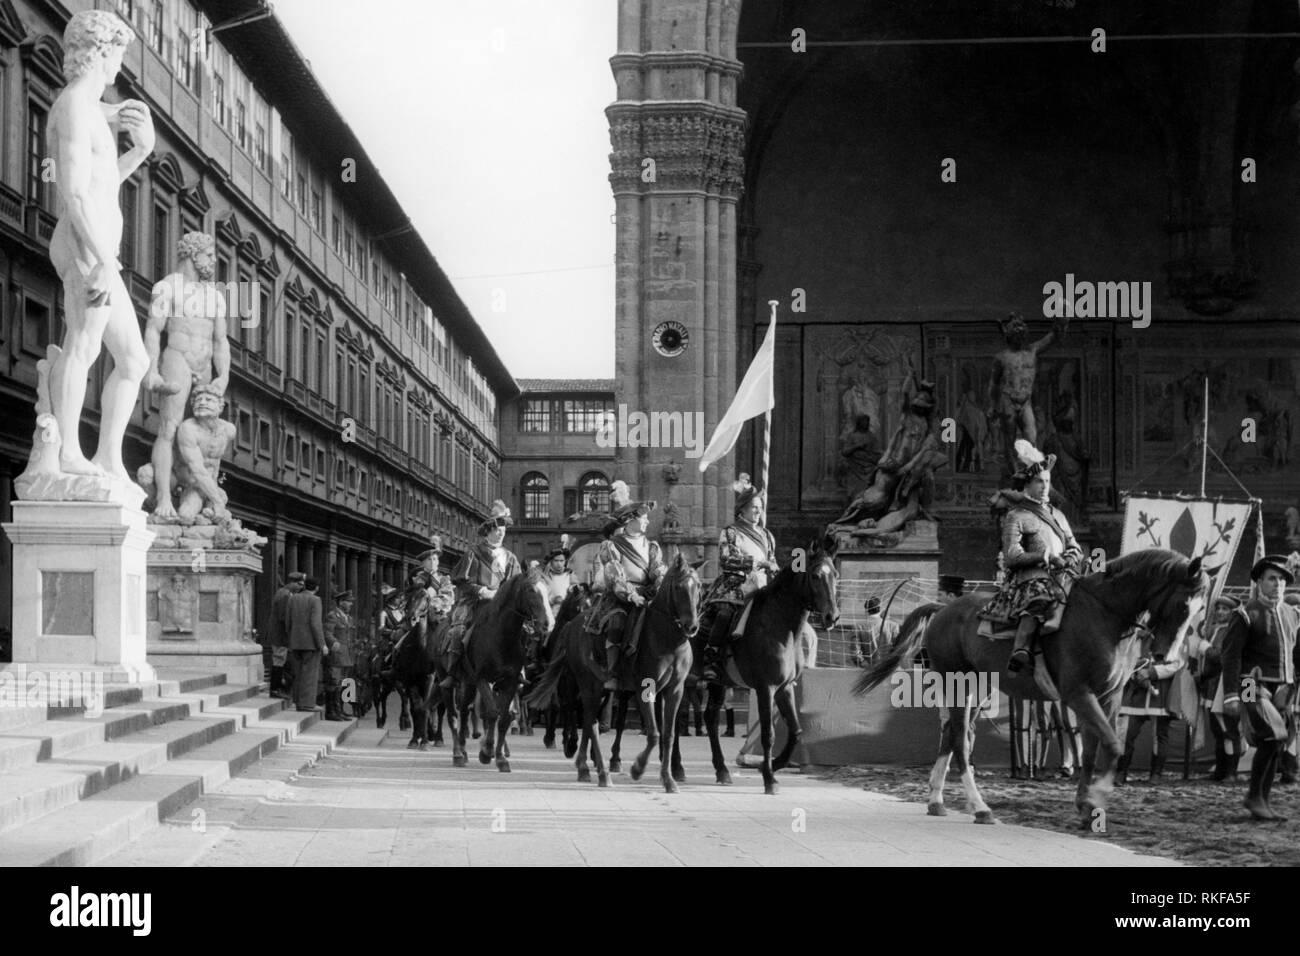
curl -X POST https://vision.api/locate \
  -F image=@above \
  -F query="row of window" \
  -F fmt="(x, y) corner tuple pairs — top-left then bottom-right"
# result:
(230, 405), (498, 537)
(519, 472), (611, 523)
(521, 398), (615, 434)
(114, 0), (496, 429)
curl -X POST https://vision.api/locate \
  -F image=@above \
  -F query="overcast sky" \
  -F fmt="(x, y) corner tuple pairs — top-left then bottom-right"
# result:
(273, 0), (618, 380)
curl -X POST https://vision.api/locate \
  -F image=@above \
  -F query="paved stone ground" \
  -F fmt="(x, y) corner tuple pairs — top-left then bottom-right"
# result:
(98, 724), (1180, 867)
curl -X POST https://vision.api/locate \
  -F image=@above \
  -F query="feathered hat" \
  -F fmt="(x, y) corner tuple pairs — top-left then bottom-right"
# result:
(546, 533), (573, 563)
(605, 479), (656, 534)
(476, 499), (513, 537)
(732, 473), (763, 516)
(1011, 439), (1056, 485)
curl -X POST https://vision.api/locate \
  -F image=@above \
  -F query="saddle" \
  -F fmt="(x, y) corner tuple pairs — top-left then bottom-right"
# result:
(976, 576), (1075, 641)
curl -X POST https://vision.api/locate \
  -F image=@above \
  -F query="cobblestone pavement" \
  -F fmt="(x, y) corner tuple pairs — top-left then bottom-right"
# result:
(99, 724), (1181, 867)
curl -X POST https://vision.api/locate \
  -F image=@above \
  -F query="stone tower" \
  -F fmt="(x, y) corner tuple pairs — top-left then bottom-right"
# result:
(607, 0), (746, 567)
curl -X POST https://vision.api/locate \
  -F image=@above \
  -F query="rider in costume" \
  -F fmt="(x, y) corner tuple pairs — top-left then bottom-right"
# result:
(440, 500), (521, 688)
(979, 439), (1084, 688)
(589, 481), (665, 691)
(698, 474), (778, 682)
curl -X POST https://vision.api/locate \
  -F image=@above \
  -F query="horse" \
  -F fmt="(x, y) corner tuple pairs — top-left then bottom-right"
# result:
(524, 582), (591, 756)
(690, 534), (842, 795)
(528, 552), (703, 791)
(853, 548), (1208, 829)
(430, 567), (550, 771)
(386, 597), (449, 750)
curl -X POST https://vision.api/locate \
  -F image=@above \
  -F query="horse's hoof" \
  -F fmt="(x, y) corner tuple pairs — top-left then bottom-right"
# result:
(452, 754), (468, 768)
(765, 782), (779, 796)
(497, 760), (511, 773)
(376, 719), (386, 729)
(406, 739), (418, 749)
(629, 761), (645, 781)
(974, 810), (997, 825)
(717, 770), (733, 786)
(608, 758), (622, 774)
(432, 737), (443, 747)
(927, 803), (948, 817)
(564, 743), (578, 759)
(478, 751), (492, 765)
(418, 742), (429, 752)
(662, 776), (679, 794)
(672, 767), (687, 784)
(577, 768), (592, 783)
(543, 738), (556, 750)
(598, 773), (610, 788)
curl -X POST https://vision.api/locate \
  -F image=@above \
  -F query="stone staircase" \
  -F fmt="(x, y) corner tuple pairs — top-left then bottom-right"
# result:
(0, 670), (354, 866)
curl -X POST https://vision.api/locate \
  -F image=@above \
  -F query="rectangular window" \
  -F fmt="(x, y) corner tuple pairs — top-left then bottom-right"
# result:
(521, 400), (551, 432)
(310, 188), (322, 232)
(236, 101), (247, 151)
(562, 399), (614, 433)
(358, 242), (367, 282)
(119, 180), (138, 270)
(371, 259), (379, 291)
(152, 203), (170, 280)
(254, 122), (267, 171)
(257, 288), (270, 354)
(315, 448), (326, 481)
(316, 333), (327, 395)
(212, 73), (226, 126)
(336, 351), (345, 406)
(344, 229), (354, 269)
(237, 409), (252, 448)
(26, 103), (47, 207)
(148, 1), (164, 54)
(283, 433), (296, 467)
(175, 28), (193, 89)
(283, 305), (296, 378)
(296, 171), (307, 212)
(299, 323), (310, 385)
(257, 419), (271, 456)
(332, 214), (341, 253)
(300, 439), (310, 468)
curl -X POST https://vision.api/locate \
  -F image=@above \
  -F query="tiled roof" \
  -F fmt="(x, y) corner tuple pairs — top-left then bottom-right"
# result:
(516, 378), (617, 394)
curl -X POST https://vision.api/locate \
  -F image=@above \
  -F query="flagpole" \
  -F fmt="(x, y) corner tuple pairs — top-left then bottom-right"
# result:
(762, 300), (777, 528)
(1199, 377), (1209, 499)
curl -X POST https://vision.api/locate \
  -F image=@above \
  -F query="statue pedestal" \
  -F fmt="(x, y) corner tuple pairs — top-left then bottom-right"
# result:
(146, 524), (264, 687)
(834, 519), (942, 606)
(2, 501), (156, 682)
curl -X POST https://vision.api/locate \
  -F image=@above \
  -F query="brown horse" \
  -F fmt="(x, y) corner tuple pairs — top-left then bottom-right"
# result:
(527, 552), (703, 792)
(428, 567), (549, 771)
(854, 548), (1208, 829)
(693, 534), (842, 795)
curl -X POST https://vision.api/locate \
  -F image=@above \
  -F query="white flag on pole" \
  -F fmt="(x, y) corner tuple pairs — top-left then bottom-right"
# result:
(698, 313), (776, 472)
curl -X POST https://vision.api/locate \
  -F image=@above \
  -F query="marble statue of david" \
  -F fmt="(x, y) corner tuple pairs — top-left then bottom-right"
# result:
(47, 10), (154, 481)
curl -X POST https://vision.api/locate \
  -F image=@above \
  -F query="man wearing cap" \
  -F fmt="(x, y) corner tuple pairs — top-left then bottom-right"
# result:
(592, 481), (665, 690)
(980, 439), (1084, 685)
(698, 474), (778, 681)
(538, 534), (574, 637)
(286, 578), (328, 713)
(441, 501), (521, 688)
(854, 595), (900, 667)
(266, 571), (305, 699)
(1221, 555), (1300, 820)
(418, 536), (456, 619)
(323, 589), (355, 721)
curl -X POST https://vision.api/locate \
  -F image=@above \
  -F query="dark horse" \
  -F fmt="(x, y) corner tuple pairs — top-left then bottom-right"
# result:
(528, 552), (703, 792)
(522, 583), (591, 757)
(429, 567), (550, 771)
(386, 588), (449, 750)
(690, 534), (841, 795)
(854, 548), (1207, 829)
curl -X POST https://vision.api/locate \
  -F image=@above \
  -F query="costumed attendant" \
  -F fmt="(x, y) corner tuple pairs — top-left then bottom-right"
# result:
(440, 501), (521, 688)
(1220, 555), (1299, 821)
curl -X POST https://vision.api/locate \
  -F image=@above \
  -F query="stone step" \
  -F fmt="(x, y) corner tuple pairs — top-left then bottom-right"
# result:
(0, 715), (355, 867)
(0, 714), (239, 834)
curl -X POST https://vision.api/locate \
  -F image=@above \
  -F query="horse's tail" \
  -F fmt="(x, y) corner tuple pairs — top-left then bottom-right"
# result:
(852, 602), (941, 697)
(524, 634), (569, 711)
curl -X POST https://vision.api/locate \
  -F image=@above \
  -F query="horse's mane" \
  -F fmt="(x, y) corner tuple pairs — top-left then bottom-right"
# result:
(1079, 548), (1188, 590)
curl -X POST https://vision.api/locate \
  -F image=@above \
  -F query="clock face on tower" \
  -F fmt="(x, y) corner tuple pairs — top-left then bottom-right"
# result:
(651, 320), (690, 357)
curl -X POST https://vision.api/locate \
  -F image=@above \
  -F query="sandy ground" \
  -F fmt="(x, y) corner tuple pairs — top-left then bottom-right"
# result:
(819, 764), (1300, 866)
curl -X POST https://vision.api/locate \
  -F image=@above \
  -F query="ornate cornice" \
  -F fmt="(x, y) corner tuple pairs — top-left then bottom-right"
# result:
(608, 102), (746, 198)
(148, 152), (185, 195)
(19, 33), (62, 88)
(179, 180), (211, 218)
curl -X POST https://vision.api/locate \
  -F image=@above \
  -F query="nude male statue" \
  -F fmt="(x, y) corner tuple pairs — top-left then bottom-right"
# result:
(988, 311), (1067, 478)
(144, 232), (230, 516)
(47, 11), (154, 480)
(172, 384), (237, 520)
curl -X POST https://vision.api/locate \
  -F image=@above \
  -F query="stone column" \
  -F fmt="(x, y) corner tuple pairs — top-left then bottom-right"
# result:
(285, 533), (299, 575)
(608, 0), (745, 569)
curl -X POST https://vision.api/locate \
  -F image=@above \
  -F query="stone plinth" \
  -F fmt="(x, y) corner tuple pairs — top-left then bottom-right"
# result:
(834, 519), (942, 597)
(2, 500), (156, 682)
(146, 524), (264, 686)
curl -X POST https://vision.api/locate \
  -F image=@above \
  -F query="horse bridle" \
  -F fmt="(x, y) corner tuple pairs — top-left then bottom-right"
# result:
(645, 568), (700, 636)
